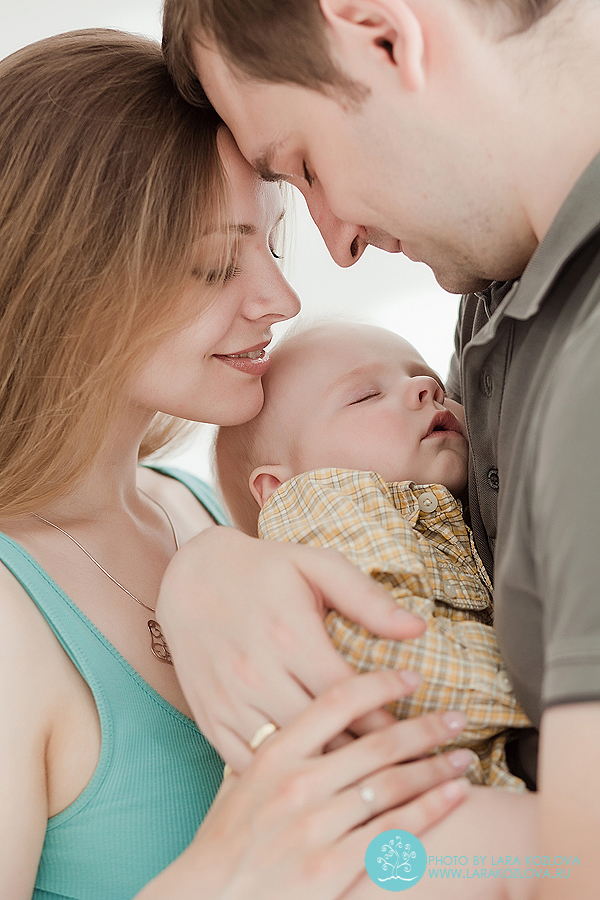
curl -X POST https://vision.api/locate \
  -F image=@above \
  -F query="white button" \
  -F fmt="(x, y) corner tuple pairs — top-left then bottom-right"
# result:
(496, 671), (513, 694)
(443, 579), (458, 599)
(418, 491), (438, 513)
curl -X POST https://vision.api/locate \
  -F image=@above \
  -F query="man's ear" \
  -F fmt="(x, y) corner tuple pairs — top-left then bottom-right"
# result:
(249, 465), (294, 508)
(319, 0), (425, 92)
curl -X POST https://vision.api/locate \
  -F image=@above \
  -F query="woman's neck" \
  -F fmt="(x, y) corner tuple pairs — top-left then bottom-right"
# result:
(33, 406), (156, 525)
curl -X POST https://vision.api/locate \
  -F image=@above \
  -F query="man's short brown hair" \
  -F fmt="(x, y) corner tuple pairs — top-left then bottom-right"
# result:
(163, 0), (561, 105)
(163, 0), (371, 105)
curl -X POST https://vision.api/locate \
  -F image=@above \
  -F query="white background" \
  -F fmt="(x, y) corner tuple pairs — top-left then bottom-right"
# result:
(2, 2), (461, 482)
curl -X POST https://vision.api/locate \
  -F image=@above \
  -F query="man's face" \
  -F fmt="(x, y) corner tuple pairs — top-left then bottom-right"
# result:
(193, 34), (537, 293)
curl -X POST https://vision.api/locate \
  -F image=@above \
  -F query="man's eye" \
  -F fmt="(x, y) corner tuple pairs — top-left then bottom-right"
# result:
(350, 392), (380, 405)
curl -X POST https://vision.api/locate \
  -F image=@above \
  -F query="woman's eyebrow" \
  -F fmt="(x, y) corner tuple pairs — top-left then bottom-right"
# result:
(223, 209), (286, 235)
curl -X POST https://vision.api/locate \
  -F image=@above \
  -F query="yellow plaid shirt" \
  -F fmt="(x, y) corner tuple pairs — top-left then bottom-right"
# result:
(258, 468), (531, 791)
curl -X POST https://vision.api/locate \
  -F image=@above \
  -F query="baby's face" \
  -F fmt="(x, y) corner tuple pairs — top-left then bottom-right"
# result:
(267, 323), (468, 494)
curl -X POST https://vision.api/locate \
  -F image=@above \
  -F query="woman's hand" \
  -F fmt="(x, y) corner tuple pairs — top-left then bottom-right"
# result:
(142, 670), (471, 900)
(156, 526), (427, 770)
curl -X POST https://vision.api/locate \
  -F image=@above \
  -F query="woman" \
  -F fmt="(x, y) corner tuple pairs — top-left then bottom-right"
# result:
(0, 30), (472, 899)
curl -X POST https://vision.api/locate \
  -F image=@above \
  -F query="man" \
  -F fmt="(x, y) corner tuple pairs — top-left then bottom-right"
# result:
(160, 1), (600, 895)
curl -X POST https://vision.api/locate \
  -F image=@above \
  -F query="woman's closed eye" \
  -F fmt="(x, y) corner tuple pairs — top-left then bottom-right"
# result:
(200, 263), (243, 285)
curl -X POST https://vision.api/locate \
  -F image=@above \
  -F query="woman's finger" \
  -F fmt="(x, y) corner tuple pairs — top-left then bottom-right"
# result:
(318, 750), (475, 842)
(203, 666), (317, 772)
(294, 545), (426, 644)
(262, 669), (424, 762)
(286, 780), (470, 900)
(314, 709), (468, 795)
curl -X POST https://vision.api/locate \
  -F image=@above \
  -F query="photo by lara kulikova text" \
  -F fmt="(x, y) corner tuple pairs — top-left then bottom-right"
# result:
(364, 830), (581, 892)
(426, 855), (580, 882)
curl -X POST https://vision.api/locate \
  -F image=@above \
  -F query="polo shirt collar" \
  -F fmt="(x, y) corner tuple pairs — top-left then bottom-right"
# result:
(502, 148), (600, 321)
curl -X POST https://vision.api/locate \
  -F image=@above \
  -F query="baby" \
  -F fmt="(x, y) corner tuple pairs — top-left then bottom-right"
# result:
(215, 321), (530, 790)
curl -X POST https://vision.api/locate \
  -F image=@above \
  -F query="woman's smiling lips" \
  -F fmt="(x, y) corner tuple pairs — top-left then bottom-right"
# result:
(213, 341), (272, 376)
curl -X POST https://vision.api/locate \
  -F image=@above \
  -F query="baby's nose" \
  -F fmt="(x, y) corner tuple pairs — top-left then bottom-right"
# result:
(408, 375), (445, 407)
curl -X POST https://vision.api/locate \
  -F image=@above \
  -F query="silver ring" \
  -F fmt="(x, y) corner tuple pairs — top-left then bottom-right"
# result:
(359, 785), (376, 806)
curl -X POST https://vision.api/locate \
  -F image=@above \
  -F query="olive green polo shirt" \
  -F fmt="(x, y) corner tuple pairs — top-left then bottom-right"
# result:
(447, 150), (600, 788)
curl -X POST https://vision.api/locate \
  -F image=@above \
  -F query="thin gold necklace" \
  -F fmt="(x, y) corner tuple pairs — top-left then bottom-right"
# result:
(33, 488), (178, 665)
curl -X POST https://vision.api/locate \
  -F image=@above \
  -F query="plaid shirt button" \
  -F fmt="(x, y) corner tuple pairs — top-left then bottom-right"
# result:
(418, 491), (439, 513)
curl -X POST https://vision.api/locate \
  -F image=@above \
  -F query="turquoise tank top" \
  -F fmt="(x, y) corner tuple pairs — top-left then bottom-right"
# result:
(0, 467), (227, 900)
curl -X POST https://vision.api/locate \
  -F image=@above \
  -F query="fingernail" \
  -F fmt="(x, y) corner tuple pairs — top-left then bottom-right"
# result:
(448, 749), (475, 770)
(442, 778), (468, 800)
(398, 670), (421, 690)
(393, 608), (422, 621)
(443, 711), (466, 732)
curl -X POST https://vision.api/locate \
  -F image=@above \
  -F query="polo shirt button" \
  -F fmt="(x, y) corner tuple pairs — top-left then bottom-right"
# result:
(418, 491), (438, 513)
(480, 370), (493, 397)
(495, 670), (513, 694)
(487, 467), (499, 491)
(443, 578), (458, 598)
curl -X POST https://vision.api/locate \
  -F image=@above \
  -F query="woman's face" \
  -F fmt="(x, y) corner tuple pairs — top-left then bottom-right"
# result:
(130, 128), (301, 426)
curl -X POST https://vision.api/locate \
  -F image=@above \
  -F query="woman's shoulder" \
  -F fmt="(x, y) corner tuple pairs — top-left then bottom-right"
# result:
(0, 559), (68, 892)
(136, 466), (229, 545)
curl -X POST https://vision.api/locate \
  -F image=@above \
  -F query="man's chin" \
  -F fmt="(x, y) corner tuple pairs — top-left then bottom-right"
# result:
(432, 269), (493, 296)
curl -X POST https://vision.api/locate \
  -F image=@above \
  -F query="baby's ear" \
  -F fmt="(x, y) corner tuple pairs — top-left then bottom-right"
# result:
(249, 465), (293, 507)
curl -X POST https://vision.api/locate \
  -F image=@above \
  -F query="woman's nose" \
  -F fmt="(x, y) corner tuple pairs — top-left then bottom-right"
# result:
(406, 376), (445, 408)
(242, 259), (301, 324)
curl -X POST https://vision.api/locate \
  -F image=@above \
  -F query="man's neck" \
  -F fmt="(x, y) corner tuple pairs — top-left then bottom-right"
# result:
(487, 0), (600, 241)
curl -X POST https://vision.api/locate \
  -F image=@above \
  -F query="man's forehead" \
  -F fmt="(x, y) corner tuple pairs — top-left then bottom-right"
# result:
(191, 40), (303, 176)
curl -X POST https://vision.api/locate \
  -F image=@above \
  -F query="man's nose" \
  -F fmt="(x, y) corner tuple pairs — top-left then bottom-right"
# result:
(303, 187), (366, 267)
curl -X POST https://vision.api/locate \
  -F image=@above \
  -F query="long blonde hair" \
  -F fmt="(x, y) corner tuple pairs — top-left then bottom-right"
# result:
(0, 29), (231, 516)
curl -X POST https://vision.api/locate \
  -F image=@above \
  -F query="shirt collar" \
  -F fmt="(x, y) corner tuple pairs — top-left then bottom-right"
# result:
(501, 148), (600, 321)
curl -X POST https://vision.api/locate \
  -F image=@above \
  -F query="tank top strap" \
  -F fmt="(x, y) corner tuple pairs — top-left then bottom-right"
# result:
(0, 532), (117, 697)
(143, 464), (230, 525)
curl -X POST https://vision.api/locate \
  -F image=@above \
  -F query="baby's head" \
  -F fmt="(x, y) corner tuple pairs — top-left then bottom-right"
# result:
(215, 322), (468, 535)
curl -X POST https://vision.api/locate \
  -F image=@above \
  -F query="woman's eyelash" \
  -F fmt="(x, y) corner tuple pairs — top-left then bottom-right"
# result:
(204, 264), (242, 285)
(270, 248), (282, 260)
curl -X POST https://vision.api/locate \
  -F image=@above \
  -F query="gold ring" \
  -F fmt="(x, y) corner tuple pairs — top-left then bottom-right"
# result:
(249, 721), (279, 751)
(222, 722), (279, 780)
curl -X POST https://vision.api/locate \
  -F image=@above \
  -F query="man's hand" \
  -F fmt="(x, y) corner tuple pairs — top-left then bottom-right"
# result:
(156, 526), (426, 770)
